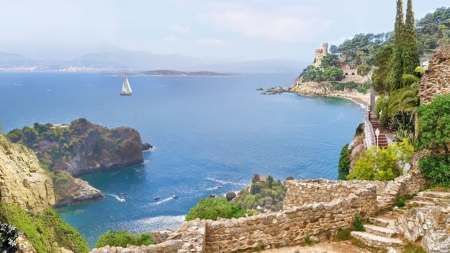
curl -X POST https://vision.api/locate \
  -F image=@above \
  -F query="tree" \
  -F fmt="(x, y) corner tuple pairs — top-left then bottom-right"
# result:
(402, 0), (420, 75)
(321, 54), (340, 68)
(338, 144), (351, 180)
(391, 0), (405, 91)
(372, 44), (394, 93)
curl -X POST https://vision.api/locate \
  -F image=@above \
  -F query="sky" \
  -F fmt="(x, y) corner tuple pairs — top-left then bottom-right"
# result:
(0, 0), (448, 62)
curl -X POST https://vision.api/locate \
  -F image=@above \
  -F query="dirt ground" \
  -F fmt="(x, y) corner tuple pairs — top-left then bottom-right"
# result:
(261, 241), (377, 253)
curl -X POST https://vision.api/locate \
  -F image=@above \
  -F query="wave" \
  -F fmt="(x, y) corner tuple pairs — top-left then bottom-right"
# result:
(144, 197), (175, 207)
(116, 215), (185, 233)
(107, 194), (126, 203)
(13, 83), (22, 86)
(206, 178), (248, 186)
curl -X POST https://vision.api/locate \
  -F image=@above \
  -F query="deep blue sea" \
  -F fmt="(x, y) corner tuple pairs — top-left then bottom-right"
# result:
(0, 73), (364, 247)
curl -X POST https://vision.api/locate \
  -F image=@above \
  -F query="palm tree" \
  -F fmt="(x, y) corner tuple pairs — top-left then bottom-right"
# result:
(388, 82), (419, 142)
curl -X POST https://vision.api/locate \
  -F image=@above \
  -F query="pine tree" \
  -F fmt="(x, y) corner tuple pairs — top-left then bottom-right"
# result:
(391, 0), (404, 91)
(402, 0), (420, 75)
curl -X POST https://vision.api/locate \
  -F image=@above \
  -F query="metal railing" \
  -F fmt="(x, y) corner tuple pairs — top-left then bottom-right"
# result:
(364, 109), (376, 149)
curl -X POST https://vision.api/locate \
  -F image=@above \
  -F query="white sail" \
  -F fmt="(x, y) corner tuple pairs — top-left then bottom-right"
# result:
(120, 77), (132, 96)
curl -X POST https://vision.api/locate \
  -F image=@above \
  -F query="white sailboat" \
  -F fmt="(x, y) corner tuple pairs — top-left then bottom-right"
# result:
(120, 77), (132, 96)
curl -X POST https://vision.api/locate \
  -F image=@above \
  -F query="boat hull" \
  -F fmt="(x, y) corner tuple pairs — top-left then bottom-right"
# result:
(120, 92), (132, 96)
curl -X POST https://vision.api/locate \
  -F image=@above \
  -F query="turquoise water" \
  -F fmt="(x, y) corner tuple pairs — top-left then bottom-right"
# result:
(0, 73), (364, 247)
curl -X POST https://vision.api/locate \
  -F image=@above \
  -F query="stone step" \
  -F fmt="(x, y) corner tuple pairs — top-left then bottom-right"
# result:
(406, 200), (437, 207)
(351, 231), (404, 248)
(370, 217), (397, 228)
(364, 224), (397, 238)
(412, 196), (450, 205)
(419, 191), (450, 199)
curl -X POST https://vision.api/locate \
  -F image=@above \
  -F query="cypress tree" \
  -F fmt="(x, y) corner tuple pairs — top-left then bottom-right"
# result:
(391, 0), (404, 91)
(402, 0), (420, 75)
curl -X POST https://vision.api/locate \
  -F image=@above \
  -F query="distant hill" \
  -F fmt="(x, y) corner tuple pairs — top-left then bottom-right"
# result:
(0, 49), (307, 73)
(130, 70), (236, 77)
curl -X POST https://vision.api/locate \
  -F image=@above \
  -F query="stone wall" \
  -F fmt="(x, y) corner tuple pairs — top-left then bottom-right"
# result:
(283, 179), (377, 209)
(205, 193), (376, 253)
(418, 45), (450, 105)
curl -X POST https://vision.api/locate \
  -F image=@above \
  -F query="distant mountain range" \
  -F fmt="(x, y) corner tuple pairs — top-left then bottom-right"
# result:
(0, 49), (307, 73)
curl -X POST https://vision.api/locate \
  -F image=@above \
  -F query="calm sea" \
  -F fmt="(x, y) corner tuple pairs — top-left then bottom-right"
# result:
(0, 73), (364, 247)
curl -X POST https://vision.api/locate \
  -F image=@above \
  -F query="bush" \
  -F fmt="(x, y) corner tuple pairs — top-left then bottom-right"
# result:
(186, 197), (245, 221)
(95, 230), (154, 248)
(353, 214), (365, 232)
(338, 144), (351, 180)
(396, 197), (405, 207)
(419, 155), (450, 187)
(336, 228), (351, 241)
(0, 223), (21, 252)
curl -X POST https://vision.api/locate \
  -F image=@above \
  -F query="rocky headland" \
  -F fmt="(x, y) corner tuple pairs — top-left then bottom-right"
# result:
(6, 118), (151, 207)
(290, 81), (370, 105)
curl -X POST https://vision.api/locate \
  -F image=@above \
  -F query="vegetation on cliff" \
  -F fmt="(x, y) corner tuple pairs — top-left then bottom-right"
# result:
(417, 95), (450, 187)
(347, 139), (414, 181)
(338, 144), (351, 180)
(232, 174), (287, 212)
(95, 230), (154, 248)
(0, 204), (89, 253)
(6, 118), (145, 176)
(185, 198), (245, 221)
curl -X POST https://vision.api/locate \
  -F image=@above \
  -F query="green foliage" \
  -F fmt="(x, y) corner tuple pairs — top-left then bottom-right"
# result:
(1, 223), (21, 252)
(348, 139), (414, 181)
(300, 66), (344, 82)
(336, 228), (351, 241)
(375, 95), (390, 126)
(320, 54), (340, 68)
(233, 175), (287, 212)
(330, 81), (368, 94)
(419, 155), (450, 187)
(396, 197), (405, 207)
(402, 0), (420, 75)
(185, 198), (245, 221)
(394, 126), (416, 147)
(402, 74), (419, 88)
(414, 66), (425, 78)
(373, 44), (394, 93)
(304, 232), (313, 246)
(338, 144), (351, 180)
(417, 94), (450, 155)
(391, 0), (405, 91)
(0, 204), (89, 253)
(95, 230), (154, 248)
(417, 7), (450, 54)
(353, 214), (365, 232)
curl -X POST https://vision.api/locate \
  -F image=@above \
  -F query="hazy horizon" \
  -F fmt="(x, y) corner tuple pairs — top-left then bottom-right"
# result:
(1, 0), (449, 62)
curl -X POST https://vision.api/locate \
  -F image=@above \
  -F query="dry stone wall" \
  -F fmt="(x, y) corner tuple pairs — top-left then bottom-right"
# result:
(205, 190), (378, 252)
(418, 45), (450, 105)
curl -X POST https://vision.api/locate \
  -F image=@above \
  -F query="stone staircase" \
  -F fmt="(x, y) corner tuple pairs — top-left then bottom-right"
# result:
(406, 191), (450, 208)
(368, 113), (389, 149)
(351, 215), (404, 249)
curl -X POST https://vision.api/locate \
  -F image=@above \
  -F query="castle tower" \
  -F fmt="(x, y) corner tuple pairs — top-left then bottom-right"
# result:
(313, 49), (323, 67)
(322, 43), (328, 56)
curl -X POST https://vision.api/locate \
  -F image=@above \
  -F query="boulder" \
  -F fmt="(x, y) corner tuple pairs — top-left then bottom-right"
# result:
(226, 192), (236, 201)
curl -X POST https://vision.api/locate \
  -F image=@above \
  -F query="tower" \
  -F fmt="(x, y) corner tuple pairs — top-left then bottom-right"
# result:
(322, 43), (328, 56)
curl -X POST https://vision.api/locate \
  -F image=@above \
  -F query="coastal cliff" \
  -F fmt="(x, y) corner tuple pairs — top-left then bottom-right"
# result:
(0, 134), (55, 213)
(8, 118), (148, 177)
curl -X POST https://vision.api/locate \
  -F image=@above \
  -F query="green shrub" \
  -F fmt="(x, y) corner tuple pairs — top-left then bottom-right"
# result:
(338, 144), (351, 180)
(186, 197), (245, 221)
(396, 197), (405, 207)
(353, 214), (365, 232)
(0, 204), (89, 253)
(419, 155), (450, 187)
(402, 242), (426, 253)
(1, 223), (21, 252)
(304, 232), (313, 246)
(95, 230), (154, 248)
(336, 228), (351, 241)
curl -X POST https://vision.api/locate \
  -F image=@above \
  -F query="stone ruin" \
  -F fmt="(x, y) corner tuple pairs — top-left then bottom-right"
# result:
(418, 45), (450, 105)
(90, 166), (429, 253)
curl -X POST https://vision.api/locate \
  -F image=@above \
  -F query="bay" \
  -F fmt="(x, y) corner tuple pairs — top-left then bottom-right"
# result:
(0, 73), (364, 247)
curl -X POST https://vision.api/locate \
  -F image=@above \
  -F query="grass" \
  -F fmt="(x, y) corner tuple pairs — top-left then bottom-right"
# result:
(429, 186), (450, 192)
(336, 228), (351, 241)
(304, 232), (313, 246)
(402, 242), (426, 253)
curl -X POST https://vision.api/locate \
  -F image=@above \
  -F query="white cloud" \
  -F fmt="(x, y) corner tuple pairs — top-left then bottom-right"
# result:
(196, 39), (224, 45)
(170, 24), (191, 34)
(201, 7), (332, 43)
(164, 36), (177, 42)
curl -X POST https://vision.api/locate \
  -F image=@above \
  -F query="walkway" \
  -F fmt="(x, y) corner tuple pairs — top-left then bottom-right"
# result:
(368, 112), (392, 149)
